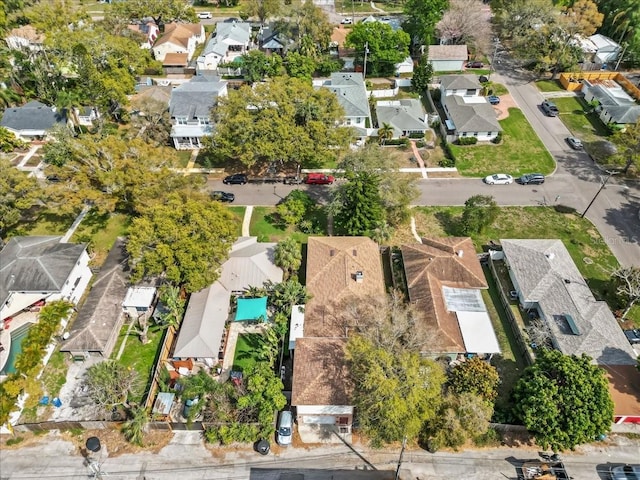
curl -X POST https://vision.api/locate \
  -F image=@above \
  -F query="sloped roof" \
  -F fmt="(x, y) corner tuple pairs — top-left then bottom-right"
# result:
(440, 74), (482, 90)
(501, 239), (637, 365)
(131, 85), (172, 106)
(0, 101), (67, 132)
(444, 94), (502, 133)
(173, 282), (230, 358)
(154, 23), (201, 49)
(587, 84), (640, 124)
(6, 25), (44, 43)
(61, 239), (128, 356)
(163, 52), (189, 66)
(291, 337), (352, 406)
(376, 99), (427, 136)
(0, 236), (87, 310)
(321, 73), (371, 119)
(602, 365), (640, 417)
(428, 44), (467, 61)
(331, 26), (349, 47)
(203, 21), (251, 57)
(304, 236), (385, 337)
(257, 23), (290, 49)
(218, 237), (283, 293)
(169, 75), (227, 119)
(401, 238), (488, 353)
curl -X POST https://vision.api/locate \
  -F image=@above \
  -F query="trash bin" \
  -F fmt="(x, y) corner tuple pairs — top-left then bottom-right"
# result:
(183, 397), (198, 418)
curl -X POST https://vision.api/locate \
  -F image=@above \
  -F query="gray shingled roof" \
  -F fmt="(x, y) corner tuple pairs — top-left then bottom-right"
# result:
(1, 236), (87, 309)
(440, 74), (482, 90)
(376, 99), (427, 137)
(322, 73), (371, 119)
(501, 239), (637, 365)
(444, 95), (501, 133)
(203, 21), (251, 56)
(169, 75), (226, 119)
(61, 238), (128, 356)
(428, 44), (468, 61)
(588, 84), (640, 124)
(0, 101), (67, 132)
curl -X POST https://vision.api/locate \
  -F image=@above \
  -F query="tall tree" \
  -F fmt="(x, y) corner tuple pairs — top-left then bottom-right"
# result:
(610, 118), (640, 174)
(284, 51), (317, 79)
(121, 406), (149, 446)
(512, 349), (613, 451)
(447, 357), (500, 403)
(346, 22), (410, 76)
(334, 171), (384, 236)
(293, 0), (333, 57)
(561, 0), (604, 37)
(346, 336), (445, 446)
(461, 194), (499, 234)
(85, 360), (141, 413)
(403, 0), (449, 52)
(436, 0), (492, 52)
(411, 56), (434, 93)
(157, 283), (186, 330)
(377, 123), (394, 145)
(611, 266), (640, 318)
(0, 158), (44, 235)
(242, 0), (281, 24)
(126, 191), (237, 293)
(240, 50), (284, 84)
(274, 238), (302, 280)
(108, 0), (197, 26)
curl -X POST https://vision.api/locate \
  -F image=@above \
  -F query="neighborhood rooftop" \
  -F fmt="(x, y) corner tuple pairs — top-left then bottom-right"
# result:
(0, 100), (67, 132)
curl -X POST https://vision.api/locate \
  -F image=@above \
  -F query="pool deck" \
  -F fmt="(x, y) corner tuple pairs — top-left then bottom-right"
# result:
(0, 310), (39, 376)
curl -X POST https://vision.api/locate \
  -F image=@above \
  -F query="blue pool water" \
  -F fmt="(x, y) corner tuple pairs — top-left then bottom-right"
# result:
(1, 323), (32, 375)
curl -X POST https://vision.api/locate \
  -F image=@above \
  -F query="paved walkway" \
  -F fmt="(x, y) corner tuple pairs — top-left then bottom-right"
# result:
(409, 141), (428, 178)
(241, 205), (253, 236)
(60, 205), (91, 243)
(184, 149), (198, 175)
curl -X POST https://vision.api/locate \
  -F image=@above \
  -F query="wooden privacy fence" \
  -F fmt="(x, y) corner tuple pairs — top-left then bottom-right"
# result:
(143, 326), (176, 410)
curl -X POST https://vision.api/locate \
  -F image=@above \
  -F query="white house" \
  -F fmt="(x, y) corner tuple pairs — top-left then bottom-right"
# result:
(439, 75), (501, 142)
(376, 99), (429, 138)
(395, 56), (414, 75)
(197, 21), (251, 72)
(427, 44), (468, 72)
(5, 25), (44, 51)
(581, 79), (640, 128)
(152, 23), (206, 62)
(578, 34), (621, 65)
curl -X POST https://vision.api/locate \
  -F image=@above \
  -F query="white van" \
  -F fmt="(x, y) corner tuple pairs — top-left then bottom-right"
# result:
(197, 12), (212, 19)
(276, 410), (292, 446)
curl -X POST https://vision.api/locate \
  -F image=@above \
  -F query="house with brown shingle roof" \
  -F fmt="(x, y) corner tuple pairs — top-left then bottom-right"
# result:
(401, 237), (500, 358)
(152, 23), (206, 62)
(291, 236), (385, 441)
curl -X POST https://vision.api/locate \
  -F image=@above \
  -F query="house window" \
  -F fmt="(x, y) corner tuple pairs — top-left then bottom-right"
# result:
(461, 132), (467, 137)
(356, 118), (360, 123)
(473, 132), (478, 136)
(198, 117), (211, 126)
(465, 89), (475, 96)
(346, 119), (352, 125)
(176, 117), (188, 125)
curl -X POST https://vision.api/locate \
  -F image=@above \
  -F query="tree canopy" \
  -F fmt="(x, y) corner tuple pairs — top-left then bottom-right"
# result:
(447, 357), (500, 403)
(126, 191), (238, 293)
(333, 171), (384, 236)
(436, 0), (492, 52)
(85, 360), (141, 413)
(461, 194), (499, 234)
(346, 22), (410, 76)
(610, 118), (640, 174)
(512, 349), (613, 451)
(403, 0), (449, 52)
(0, 158), (44, 236)
(108, 0), (197, 26)
(205, 76), (352, 169)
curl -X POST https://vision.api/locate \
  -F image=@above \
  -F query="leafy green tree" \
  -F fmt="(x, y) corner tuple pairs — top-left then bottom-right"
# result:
(346, 22), (410, 76)
(276, 190), (314, 227)
(347, 336), (445, 446)
(512, 349), (613, 451)
(402, 0), (449, 52)
(85, 360), (141, 412)
(284, 51), (316, 79)
(0, 158), (44, 235)
(240, 50), (284, 83)
(461, 194), (499, 234)
(242, 0), (281, 24)
(129, 97), (172, 145)
(412, 56), (434, 93)
(122, 406), (149, 446)
(447, 357), (500, 403)
(316, 56), (344, 76)
(126, 191), (237, 293)
(206, 76), (352, 169)
(292, 0), (333, 57)
(108, 0), (197, 26)
(274, 238), (302, 280)
(593, 0), (640, 66)
(0, 126), (26, 152)
(610, 118), (640, 174)
(334, 171), (384, 236)
(266, 279), (310, 313)
(157, 283), (186, 330)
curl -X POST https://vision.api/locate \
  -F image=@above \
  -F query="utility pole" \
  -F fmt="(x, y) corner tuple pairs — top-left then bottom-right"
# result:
(363, 41), (369, 79)
(581, 170), (619, 218)
(488, 37), (500, 81)
(394, 435), (407, 480)
(615, 43), (627, 71)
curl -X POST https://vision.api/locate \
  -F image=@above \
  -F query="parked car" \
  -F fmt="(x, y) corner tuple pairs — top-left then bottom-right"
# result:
(305, 173), (335, 185)
(518, 173), (545, 185)
(566, 136), (583, 150)
(611, 464), (640, 480)
(624, 329), (640, 345)
(197, 11), (212, 19)
(487, 95), (500, 105)
(466, 61), (484, 68)
(211, 191), (235, 202)
(223, 173), (248, 185)
(276, 410), (293, 446)
(484, 173), (513, 185)
(541, 100), (559, 117)
(340, 17), (353, 24)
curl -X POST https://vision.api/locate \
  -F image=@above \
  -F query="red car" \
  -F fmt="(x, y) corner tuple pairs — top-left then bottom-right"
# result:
(305, 173), (335, 185)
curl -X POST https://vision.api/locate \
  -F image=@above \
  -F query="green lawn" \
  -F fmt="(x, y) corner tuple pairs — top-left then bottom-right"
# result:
(71, 211), (130, 266)
(535, 79), (565, 92)
(228, 206), (246, 236)
(488, 82), (509, 96)
(176, 150), (192, 168)
(552, 96), (611, 141)
(232, 333), (264, 372)
(39, 351), (69, 399)
(451, 108), (556, 177)
(412, 206), (637, 324)
(249, 206), (327, 242)
(7, 209), (75, 237)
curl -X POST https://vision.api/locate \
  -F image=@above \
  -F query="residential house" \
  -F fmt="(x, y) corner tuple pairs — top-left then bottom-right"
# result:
(317, 73), (372, 139)
(0, 101), (68, 141)
(395, 56), (414, 75)
(163, 52), (189, 68)
(61, 239), (128, 359)
(291, 237), (386, 441)
(172, 237), (282, 366)
(376, 99), (429, 138)
(72, 107), (100, 128)
(0, 237), (92, 324)
(122, 286), (156, 319)
(5, 25), (44, 50)
(578, 34), (621, 66)
(127, 21), (160, 49)
(169, 75), (228, 149)
(427, 44), (468, 72)
(257, 23), (292, 55)
(581, 79), (640, 128)
(439, 75), (502, 142)
(152, 23), (206, 63)
(197, 22), (251, 72)
(330, 26), (355, 71)
(500, 239), (637, 365)
(401, 238), (500, 359)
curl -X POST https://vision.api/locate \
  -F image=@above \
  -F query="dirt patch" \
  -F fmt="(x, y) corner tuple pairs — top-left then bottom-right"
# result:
(71, 428), (173, 457)
(427, 171), (461, 178)
(493, 94), (519, 120)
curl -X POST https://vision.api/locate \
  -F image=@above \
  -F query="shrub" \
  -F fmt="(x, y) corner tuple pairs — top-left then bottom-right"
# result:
(457, 137), (478, 145)
(409, 132), (425, 139)
(6, 436), (24, 446)
(276, 190), (314, 227)
(430, 88), (441, 103)
(439, 158), (455, 167)
(554, 204), (576, 214)
(492, 132), (503, 144)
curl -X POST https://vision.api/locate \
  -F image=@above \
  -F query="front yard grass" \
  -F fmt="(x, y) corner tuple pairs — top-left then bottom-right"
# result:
(249, 206), (327, 243)
(7, 209), (75, 237)
(227, 206), (245, 236)
(451, 109), (556, 177)
(176, 150), (192, 168)
(411, 206), (637, 324)
(232, 333), (263, 372)
(552, 96), (611, 141)
(71, 211), (130, 267)
(535, 79), (565, 92)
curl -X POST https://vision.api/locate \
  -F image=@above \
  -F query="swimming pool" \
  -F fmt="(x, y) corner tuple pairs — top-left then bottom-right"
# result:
(0, 323), (32, 375)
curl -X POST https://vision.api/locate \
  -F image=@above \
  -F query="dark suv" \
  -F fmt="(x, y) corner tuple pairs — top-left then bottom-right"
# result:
(223, 173), (248, 185)
(518, 173), (545, 185)
(541, 100), (559, 117)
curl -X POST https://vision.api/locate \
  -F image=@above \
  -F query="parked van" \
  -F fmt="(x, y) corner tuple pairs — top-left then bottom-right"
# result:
(276, 410), (293, 446)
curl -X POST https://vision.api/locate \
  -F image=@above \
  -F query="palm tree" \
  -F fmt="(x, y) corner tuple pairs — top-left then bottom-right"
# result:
(55, 90), (84, 131)
(274, 238), (302, 279)
(157, 283), (185, 332)
(122, 406), (149, 446)
(378, 122), (394, 145)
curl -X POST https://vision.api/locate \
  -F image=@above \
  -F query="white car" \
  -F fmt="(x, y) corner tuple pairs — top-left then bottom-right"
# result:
(340, 17), (353, 24)
(484, 173), (513, 185)
(197, 12), (212, 19)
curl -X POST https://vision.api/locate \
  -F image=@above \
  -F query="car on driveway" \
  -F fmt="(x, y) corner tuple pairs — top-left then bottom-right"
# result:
(487, 95), (500, 105)
(541, 100), (559, 117)
(484, 173), (513, 185)
(466, 61), (484, 68)
(305, 173), (335, 184)
(276, 410), (293, 446)
(223, 173), (248, 185)
(517, 173), (545, 185)
(197, 11), (212, 19)
(566, 136), (583, 150)
(211, 191), (235, 202)
(624, 329), (640, 345)
(340, 17), (353, 24)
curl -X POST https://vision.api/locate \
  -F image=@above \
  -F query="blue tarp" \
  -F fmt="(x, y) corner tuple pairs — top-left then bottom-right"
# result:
(235, 297), (268, 322)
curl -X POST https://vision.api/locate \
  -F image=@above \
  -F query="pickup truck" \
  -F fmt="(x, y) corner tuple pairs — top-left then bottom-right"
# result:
(517, 460), (570, 480)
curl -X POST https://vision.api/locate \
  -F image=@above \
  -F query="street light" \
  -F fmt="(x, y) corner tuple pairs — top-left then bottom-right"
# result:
(363, 42), (370, 79)
(581, 170), (620, 218)
(488, 37), (501, 81)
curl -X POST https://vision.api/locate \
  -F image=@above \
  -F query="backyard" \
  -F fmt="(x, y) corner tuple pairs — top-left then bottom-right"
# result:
(232, 333), (263, 372)
(451, 108), (556, 177)
(249, 206), (328, 242)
